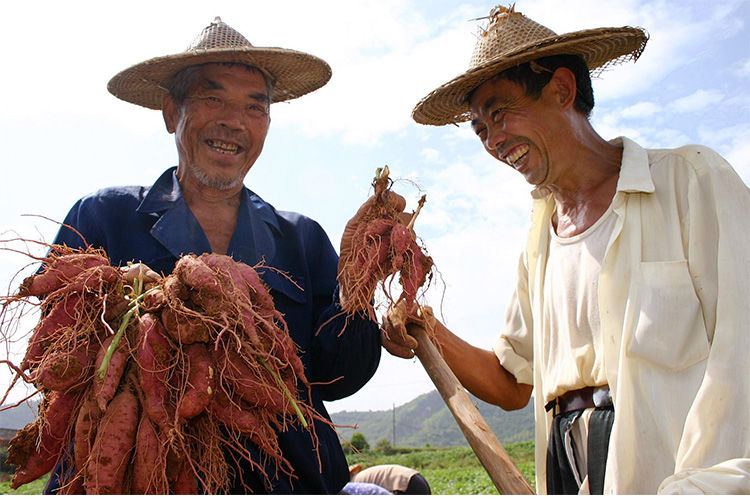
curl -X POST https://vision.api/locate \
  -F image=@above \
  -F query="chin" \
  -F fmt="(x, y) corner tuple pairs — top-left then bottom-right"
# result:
(190, 164), (244, 191)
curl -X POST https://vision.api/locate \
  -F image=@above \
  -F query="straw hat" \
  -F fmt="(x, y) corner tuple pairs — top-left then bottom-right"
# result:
(412, 5), (648, 125)
(108, 17), (332, 110)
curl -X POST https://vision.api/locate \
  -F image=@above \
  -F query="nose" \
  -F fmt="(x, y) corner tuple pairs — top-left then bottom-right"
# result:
(216, 101), (246, 130)
(484, 123), (507, 155)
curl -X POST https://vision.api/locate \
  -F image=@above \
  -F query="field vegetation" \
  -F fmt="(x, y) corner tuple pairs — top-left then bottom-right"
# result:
(0, 440), (535, 495)
(345, 438), (535, 494)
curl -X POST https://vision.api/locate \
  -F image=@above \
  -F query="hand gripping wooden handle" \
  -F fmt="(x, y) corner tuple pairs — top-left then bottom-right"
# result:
(410, 324), (535, 495)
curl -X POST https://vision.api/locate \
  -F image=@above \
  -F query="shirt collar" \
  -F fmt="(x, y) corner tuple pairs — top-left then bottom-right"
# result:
(136, 167), (182, 214)
(135, 167), (282, 262)
(612, 136), (655, 194)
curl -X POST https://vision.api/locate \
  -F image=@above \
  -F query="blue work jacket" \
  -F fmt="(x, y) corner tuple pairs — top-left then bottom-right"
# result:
(47, 167), (381, 493)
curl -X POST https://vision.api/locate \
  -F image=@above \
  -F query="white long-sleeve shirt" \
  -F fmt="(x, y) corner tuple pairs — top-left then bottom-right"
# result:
(493, 137), (750, 494)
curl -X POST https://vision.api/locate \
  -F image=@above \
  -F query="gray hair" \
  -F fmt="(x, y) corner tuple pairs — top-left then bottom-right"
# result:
(166, 62), (275, 105)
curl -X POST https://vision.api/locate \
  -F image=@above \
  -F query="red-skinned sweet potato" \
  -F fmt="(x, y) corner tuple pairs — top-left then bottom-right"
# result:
(21, 293), (83, 372)
(8, 391), (80, 488)
(73, 390), (101, 474)
(176, 343), (215, 420)
(94, 334), (130, 411)
(35, 339), (96, 392)
(85, 389), (139, 494)
(135, 313), (174, 432)
(160, 308), (210, 345)
(132, 414), (169, 494)
(18, 253), (110, 297)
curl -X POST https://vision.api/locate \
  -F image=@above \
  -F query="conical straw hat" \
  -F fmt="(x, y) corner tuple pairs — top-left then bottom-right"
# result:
(412, 5), (648, 125)
(108, 17), (332, 110)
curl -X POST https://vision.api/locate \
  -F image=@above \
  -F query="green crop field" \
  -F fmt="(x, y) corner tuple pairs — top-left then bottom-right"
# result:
(347, 441), (535, 495)
(0, 441), (535, 495)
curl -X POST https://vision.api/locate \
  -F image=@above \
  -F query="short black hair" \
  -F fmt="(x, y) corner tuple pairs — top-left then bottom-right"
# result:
(492, 54), (594, 118)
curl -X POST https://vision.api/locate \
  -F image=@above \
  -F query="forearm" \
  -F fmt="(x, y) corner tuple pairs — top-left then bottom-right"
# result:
(310, 292), (381, 400)
(430, 320), (532, 410)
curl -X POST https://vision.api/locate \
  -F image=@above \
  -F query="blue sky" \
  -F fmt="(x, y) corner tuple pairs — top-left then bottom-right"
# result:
(1, 0), (748, 413)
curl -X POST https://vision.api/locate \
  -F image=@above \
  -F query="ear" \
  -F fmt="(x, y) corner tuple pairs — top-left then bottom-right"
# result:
(548, 67), (577, 110)
(162, 94), (178, 134)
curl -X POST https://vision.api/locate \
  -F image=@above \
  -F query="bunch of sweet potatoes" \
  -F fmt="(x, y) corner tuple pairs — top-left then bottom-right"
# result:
(338, 166), (434, 320)
(1, 246), (318, 493)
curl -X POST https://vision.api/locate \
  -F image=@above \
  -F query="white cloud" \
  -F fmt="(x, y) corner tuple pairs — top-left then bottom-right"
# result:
(697, 123), (750, 184)
(737, 59), (750, 77)
(671, 89), (724, 113)
(420, 148), (440, 163)
(2, 0), (748, 414)
(620, 101), (662, 119)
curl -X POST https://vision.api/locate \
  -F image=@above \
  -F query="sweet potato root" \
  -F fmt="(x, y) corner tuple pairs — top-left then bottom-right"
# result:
(85, 389), (139, 494)
(94, 334), (130, 411)
(132, 414), (168, 494)
(21, 293), (83, 372)
(176, 343), (215, 420)
(73, 390), (101, 476)
(18, 251), (110, 297)
(338, 166), (434, 319)
(2, 244), (327, 494)
(8, 390), (81, 488)
(135, 313), (174, 432)
(35, 339), (96, 392)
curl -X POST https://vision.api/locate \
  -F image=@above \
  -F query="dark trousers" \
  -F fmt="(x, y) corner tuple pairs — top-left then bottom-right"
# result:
(546, 407), (614, 494)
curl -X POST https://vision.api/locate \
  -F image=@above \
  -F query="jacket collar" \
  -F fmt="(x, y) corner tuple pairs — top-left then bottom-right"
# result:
(136, 167), (282, 263)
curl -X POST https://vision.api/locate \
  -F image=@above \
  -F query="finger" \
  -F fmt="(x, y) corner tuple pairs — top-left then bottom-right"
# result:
(382, 319), (419, 351)
(381, 331), (416, 359)
(382, 339), (416, 359)
(121, 263), (160, 283)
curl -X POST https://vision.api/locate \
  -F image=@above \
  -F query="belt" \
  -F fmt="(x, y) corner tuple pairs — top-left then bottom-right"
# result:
(545, 385), (612, 414)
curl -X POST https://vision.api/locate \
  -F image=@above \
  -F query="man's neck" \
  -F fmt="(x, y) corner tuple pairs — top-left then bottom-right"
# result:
(179, 176), (243, 255)
(547, 127), (622, 237)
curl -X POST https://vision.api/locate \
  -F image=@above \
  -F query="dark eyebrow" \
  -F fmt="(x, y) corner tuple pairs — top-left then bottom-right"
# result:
(198, 78), (270, 104)
(200, 78), (224, 91)
(251, 92), (270, 105)
(470, 95), (498, 128)
(479, 96), (497, 117)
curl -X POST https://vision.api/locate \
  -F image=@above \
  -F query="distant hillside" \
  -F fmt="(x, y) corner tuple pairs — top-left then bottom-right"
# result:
(0, 399), (39, 430)
(331, 390), (534, 447)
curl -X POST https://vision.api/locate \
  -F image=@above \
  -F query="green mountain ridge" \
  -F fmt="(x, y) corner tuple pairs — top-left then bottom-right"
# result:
(331, 390), (534, 447)
(0, 399), (39, 430)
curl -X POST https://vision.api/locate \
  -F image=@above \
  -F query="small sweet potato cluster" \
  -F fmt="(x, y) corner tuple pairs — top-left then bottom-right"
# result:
(1, 246), (319, 494)
(338, 166), (434, 321)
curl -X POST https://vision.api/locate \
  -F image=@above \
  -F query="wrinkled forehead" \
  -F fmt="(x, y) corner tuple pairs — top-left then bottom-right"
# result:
(185, 62), (273, 96)
(468, 75), (527, 123)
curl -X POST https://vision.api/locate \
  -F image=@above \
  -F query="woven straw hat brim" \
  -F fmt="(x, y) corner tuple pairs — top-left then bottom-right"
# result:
(412, 26), (647, 126)
(108, 47), (332, 110)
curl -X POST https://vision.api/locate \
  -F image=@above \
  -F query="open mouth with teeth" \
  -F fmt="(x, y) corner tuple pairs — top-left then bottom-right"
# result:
(503, 144), (530, 169)
(206, 139), (242, 155)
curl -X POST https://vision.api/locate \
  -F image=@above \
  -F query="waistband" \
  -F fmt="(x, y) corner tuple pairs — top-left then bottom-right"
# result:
(545, 385), (613, 415)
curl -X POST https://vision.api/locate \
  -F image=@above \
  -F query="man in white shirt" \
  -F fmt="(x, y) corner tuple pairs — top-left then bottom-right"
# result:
(383, 5), (749, 494)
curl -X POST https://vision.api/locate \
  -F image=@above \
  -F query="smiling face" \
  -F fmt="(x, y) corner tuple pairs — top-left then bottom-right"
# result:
(163, 64), (271, 192)
(469, 74), (563, 187)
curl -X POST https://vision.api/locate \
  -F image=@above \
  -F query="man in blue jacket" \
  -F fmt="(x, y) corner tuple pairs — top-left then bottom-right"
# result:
(46, 17), (381, 494)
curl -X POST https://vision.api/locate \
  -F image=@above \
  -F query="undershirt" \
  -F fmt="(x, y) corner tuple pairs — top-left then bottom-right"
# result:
(543, 204), (617, 491)
(541, 203), (616, 403)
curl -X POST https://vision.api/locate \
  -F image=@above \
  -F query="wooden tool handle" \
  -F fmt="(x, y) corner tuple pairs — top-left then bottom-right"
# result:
(410, 324), (535, 495)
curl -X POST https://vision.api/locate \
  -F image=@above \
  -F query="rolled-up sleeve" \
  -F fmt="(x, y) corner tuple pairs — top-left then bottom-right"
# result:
(493, 251), (534, 386)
